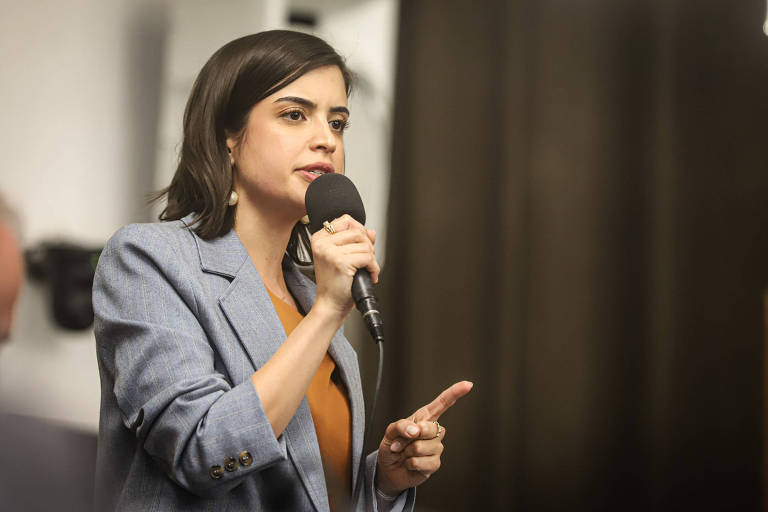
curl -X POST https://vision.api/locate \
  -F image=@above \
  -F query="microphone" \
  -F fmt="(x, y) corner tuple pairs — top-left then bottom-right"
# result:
(305, 173), (384, 343)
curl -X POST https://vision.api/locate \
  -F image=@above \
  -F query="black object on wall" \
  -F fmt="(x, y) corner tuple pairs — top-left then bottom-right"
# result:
(25, 242), (101, 330)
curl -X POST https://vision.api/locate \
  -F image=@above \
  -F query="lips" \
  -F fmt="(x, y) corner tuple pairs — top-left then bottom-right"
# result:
(296, 162), (335, 182)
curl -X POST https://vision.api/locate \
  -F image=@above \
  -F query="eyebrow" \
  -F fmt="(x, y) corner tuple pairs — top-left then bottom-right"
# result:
(274, 96), (350, 116)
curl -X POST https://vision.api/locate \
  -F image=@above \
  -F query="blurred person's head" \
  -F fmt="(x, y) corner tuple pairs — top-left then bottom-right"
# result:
(155, 30), (354, 264)
(0, 197), (23, 343)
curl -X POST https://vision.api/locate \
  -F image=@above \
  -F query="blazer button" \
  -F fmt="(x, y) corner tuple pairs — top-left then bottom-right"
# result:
(224, 457), (238, 472)
(238, 451), (253, 467)
(209, 465), (224, 479)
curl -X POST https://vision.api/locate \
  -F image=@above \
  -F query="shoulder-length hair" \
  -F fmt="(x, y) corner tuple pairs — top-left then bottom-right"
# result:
(153, 30), (353, 265)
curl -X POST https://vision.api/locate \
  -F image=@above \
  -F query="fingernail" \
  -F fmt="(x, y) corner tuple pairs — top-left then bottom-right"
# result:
(406, 425), (419, 436)
(391, 441), (401, 452)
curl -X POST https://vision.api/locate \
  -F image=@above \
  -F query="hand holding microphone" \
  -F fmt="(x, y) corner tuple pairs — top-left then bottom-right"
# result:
(305, 173), (384, 343)
(309, 214), (379, 316)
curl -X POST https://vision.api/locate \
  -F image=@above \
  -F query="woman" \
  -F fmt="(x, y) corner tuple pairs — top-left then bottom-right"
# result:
(93, 30), (471, 511)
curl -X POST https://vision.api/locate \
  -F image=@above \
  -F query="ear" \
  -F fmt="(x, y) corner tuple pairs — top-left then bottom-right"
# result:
(225, 134), (237, 164)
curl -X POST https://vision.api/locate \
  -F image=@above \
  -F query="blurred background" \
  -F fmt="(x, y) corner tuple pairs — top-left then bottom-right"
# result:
(1, 0), (767, 510)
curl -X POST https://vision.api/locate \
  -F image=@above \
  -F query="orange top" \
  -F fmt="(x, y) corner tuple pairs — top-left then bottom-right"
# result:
(266, 288), (352, 511)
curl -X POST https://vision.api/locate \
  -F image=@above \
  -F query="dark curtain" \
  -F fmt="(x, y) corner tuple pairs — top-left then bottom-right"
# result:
(372, 1), (768, 510)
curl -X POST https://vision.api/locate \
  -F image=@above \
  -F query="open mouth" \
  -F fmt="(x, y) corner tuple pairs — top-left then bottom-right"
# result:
(297, 169), (330, 182)
(296, 163), (335, 182)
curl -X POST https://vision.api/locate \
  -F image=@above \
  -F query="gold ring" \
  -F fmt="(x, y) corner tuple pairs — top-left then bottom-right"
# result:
(323, 221), (336, 235)
(433, 420), (443, 439)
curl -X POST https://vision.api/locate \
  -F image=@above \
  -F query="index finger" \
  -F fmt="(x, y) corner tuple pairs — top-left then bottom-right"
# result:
(331, 214), (364, 233)
(415, 381), (473, 422)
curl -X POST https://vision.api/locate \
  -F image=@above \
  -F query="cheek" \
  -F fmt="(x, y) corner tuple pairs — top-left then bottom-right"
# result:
(240, 139), (286, 179)
(335, 141), (345, 172)
(248, 127), (301, 170)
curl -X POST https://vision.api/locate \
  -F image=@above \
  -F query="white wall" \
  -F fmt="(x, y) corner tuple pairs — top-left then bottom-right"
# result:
(0, 0), (168, 432)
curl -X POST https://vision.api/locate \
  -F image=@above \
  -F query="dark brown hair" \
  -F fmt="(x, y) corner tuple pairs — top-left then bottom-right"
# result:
(153, 30), (353, 264)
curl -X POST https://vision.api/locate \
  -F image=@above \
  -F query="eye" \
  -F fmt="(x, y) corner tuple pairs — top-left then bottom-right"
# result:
(282, 109), (306, 122)
(330, 119), (350, 133)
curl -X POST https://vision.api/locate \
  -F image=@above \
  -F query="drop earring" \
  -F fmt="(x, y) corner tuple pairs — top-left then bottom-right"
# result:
(228, 190), (239, 206)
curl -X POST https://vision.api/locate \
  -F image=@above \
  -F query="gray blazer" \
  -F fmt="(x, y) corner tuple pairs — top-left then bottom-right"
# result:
(93, 215), (415, 511)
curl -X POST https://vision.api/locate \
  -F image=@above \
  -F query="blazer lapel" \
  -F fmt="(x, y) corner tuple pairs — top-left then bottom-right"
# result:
(183, 216), (281, 374)
(284, 261), (367, 493)
(187, 221), (330, 512)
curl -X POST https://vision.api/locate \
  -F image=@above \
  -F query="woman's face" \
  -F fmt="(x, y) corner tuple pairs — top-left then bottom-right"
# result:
(228, 65), (349, 222)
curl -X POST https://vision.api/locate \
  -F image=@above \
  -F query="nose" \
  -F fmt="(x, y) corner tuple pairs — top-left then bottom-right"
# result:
(309, 119), (337, 154)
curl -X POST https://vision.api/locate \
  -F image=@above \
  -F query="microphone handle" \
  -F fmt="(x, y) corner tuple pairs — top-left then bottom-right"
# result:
(351, 269), (384, 343)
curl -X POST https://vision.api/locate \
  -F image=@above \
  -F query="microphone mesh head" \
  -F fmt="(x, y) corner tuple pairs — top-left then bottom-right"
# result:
(304, 174), (366, 233)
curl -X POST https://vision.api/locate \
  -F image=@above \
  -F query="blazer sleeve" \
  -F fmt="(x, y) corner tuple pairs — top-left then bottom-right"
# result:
(93, 225), (287, 498)
(361, 451), (416, 512)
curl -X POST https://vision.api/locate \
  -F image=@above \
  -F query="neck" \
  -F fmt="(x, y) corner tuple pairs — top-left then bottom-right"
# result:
(233, 201), (299, 291)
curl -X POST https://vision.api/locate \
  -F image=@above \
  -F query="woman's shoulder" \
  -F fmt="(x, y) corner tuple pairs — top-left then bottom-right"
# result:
(102, 218), (198, 264)
(93, 217), (210, 316)
(108, 218), (190, 243)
